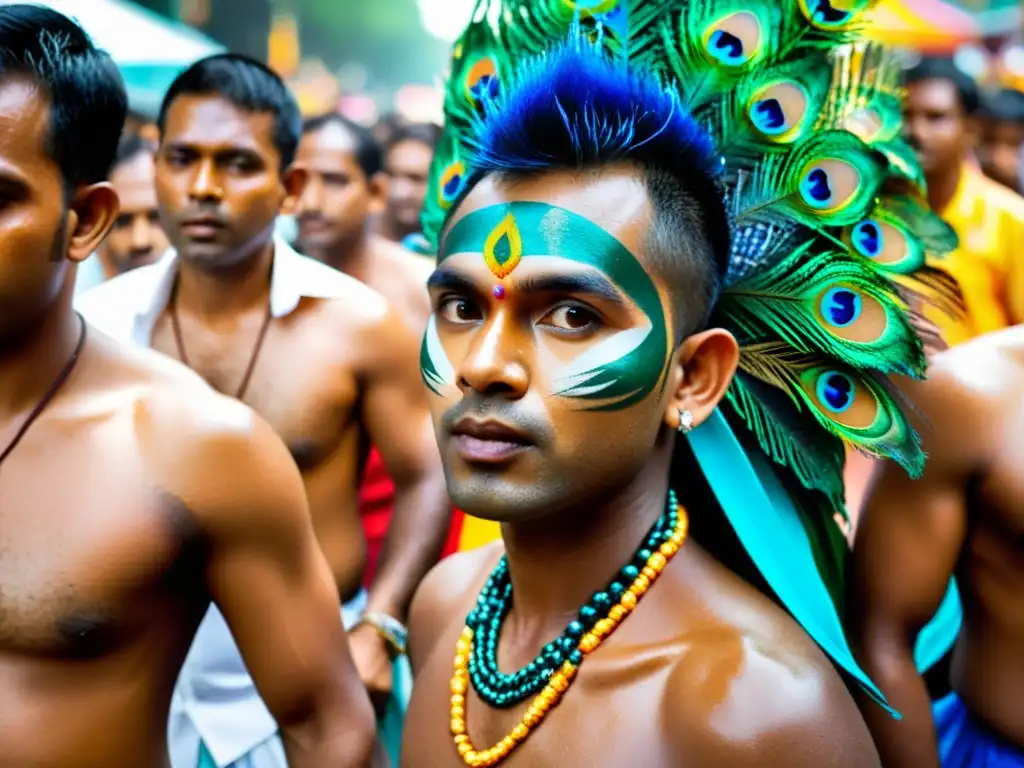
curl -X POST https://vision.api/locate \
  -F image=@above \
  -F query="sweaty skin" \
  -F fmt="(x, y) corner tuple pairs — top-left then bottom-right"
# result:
(402, 166), (880, 767)
(0, 335), (375, 768)
(850, 326), (1024, 767)
(0, 75), (373, 767)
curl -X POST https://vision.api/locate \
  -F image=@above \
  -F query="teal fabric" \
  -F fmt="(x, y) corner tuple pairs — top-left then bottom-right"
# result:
(380, 655), (413, 767)
(197, 742), (217, 768)
(688, 408), (962, 718)
(119, 63), (194, 120)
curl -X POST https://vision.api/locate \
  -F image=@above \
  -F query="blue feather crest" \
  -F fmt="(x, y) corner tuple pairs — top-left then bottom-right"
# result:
(467, 38), (724, 188)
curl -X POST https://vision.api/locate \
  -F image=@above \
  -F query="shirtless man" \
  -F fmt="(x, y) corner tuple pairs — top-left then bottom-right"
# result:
(402, 43), (880, 768)
(850, 326), (1024, 767)
(77, 54), (448, 767)
(295, 113), (432, 334)
(294, 113), (436, 584)
(95, 131), (169, 278)
(0, 6), (373, 767)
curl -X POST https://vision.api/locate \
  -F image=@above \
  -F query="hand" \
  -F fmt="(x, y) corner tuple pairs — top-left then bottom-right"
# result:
(349, 622), (394, 716)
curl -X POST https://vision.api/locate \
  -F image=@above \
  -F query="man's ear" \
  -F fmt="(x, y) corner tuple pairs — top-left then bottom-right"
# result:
(368, 171), (390, 216)
(280, 164), (309, 216)
(65, 182), (119, 264)
(661, 327), (740, 432)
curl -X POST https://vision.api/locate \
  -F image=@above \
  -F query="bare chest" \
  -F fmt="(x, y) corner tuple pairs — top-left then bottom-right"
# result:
(0, 424), (200, 657)
(151, 310), (361, 468)
(960, 414), (1024, 618)
(969, 417), (1024, 550)
(405, 623), (683, 768)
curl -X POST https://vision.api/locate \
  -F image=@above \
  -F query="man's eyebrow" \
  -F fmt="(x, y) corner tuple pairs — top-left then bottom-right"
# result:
(427, 268), (482, 296)
(427, 267), (630, 309)
(516, 272), (628, 308)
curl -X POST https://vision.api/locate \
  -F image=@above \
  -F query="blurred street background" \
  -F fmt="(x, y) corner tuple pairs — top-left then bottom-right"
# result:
(12, 0), (1024, 136)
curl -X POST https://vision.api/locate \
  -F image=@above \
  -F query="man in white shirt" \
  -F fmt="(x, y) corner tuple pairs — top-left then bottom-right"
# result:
(77, 53), (449, 768)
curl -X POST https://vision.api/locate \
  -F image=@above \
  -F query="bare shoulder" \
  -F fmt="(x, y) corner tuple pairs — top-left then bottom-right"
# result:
(87, 332), (305, 528)
(662, 548), (879, 767)
(291, 253), (393, 325)
(408, 543), (504, 671)
(900, 328), (1024, 455)
(371, 234), (435, 285)
(367, 235), (433, 329)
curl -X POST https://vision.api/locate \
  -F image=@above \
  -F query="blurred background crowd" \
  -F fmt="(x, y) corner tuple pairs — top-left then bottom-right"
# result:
(17, 0), (1024, 527)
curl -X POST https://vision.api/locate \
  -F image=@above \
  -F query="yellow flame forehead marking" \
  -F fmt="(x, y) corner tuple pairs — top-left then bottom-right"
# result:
(482, 212), (523, 280)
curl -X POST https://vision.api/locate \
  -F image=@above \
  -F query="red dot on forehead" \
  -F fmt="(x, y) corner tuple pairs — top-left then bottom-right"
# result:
(493, 284), (506, 300)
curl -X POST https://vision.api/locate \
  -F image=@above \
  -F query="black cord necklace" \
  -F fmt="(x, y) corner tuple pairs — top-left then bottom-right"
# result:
(0, 312), (87, 470)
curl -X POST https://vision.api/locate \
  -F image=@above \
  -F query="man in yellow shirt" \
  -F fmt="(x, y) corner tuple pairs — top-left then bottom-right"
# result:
(903, 57), (1024, 346)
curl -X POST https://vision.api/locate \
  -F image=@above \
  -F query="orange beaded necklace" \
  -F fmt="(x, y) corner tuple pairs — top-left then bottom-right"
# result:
(449, 503), (690, 766)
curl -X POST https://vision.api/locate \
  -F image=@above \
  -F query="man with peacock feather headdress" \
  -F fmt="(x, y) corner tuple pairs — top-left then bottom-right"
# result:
(401, 0), (963, 765)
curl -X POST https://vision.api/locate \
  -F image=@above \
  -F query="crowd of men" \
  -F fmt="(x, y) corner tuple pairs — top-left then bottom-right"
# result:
(1, 3), (1023, 768)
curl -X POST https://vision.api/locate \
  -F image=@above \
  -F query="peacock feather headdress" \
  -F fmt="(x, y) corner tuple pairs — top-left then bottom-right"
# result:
(422, 0), (963, 708)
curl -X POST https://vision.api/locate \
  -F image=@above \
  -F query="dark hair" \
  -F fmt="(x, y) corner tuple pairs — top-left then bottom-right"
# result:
(302, 112), (383, 178)
(904, 57), (980, 116)
(113, 131), (152, 170)
(387, 122), (442, 155)
(979, 87), (1024, 124)
(158, 53), (301, 169)
(0, 4), (127, 194)
(451, 42), (730, 335)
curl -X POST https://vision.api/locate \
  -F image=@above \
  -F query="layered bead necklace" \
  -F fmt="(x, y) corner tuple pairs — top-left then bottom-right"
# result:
(450, 490), (689, 766)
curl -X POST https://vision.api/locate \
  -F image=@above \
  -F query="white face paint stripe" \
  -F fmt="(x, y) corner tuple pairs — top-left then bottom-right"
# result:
(425, 315), (456, 386)
(550, 322), (652, 392)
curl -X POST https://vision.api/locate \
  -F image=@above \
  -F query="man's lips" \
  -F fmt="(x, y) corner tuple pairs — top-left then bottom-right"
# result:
(450, 417), (534, 463)
(180, 216), (225, 240)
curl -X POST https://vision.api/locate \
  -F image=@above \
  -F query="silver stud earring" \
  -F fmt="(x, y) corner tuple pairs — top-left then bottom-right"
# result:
(677, 408), (694, 434)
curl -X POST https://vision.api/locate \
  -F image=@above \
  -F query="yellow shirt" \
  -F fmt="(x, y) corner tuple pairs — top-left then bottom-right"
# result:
(928, 166), (1024, 346)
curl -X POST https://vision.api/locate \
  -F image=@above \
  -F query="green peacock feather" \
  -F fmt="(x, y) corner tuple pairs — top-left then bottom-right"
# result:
(422, 0), (960, 501)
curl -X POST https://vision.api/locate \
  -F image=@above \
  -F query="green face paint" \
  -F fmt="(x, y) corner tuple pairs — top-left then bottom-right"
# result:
(425, 201), (672, 411)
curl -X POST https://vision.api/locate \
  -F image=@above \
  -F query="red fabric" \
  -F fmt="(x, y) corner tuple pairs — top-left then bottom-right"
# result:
(359, 446), (466, 588)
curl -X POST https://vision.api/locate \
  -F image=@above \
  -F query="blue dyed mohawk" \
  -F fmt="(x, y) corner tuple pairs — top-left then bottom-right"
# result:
(470, 39), (720, 182)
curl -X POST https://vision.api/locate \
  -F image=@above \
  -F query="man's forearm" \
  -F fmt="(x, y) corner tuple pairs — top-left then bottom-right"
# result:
(365, 475), (449, 621)
(858, 648), (941, 768)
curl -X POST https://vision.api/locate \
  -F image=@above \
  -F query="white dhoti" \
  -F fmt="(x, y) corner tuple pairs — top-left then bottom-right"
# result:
(169, 590), (369, 768)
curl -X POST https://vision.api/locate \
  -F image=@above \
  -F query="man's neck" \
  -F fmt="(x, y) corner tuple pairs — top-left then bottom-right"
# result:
(500, 454), (673, 627)
(377, 214), (414, 244)
(318, 231), (373, 282)
(926, 160), (965, 213)
(0, 288), (82, 419)
(175, 238), (275, 322)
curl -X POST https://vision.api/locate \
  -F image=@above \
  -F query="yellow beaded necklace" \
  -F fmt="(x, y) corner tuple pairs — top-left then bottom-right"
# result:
(449, 504), (690, 766)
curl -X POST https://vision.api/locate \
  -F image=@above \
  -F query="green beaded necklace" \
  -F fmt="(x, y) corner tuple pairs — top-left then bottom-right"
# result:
(465, 490), (680, 708)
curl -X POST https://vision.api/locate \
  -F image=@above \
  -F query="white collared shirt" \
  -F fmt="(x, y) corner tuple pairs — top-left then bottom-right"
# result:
(75, 235), (365, 348)
(75, 237), (374, 767)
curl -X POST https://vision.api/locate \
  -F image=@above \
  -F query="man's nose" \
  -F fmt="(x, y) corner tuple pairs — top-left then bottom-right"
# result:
(188, 158), (223, 203)
(456, 311), (530, 400)
(131, 215), (153, 253)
